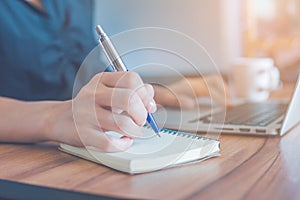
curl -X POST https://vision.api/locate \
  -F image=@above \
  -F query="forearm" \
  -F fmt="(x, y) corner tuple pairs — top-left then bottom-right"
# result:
(153, 75), (230, 108)
(152, 77), (209, 108)
(0, 72), (155, 152)
(0, 97), (62, 143)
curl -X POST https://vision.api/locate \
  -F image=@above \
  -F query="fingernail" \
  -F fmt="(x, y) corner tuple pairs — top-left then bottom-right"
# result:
(112, 108), (123, 114)
(119, 136), (133, 150)
(148, 100), (157, 113)
(121, 136), (132, 140)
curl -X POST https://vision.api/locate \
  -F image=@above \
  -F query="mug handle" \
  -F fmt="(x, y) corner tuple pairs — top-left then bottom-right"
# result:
(268, 67), (281, 90)
(258, 67), (281, 91)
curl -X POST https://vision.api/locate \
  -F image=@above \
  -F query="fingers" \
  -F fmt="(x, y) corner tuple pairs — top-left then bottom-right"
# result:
(91, 72), (156, 126)
(95, 107), (143, 138)
(110, 83), (156, 113)
(78, 107), (143, 152)
(155, 75), (231, 108)
(204, 75), (232, 107)
(144, 84), (157, 113)
(162, 93), (196, 109)
(99, 71), (143, 89)
(96, 87), (148, 126)
(99, 72), (156, 112)
(153, 84), (197, 109)
(71, 71), (159, 153)
(82, 129), (133, 152)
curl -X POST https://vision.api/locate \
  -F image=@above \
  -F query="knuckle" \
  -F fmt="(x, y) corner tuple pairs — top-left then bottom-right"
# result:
(129, 93), (140, 106)
(92, 72), (104, 82)
(145, 84), (154, 94)
(96, 80), (106, 92)
(125, 72), (141, 88)
(127, 71), (139, 80)
(87, 73), (105, 93)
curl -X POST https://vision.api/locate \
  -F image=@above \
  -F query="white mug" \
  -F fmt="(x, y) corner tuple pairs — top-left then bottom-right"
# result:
(231, 58), (281, 102)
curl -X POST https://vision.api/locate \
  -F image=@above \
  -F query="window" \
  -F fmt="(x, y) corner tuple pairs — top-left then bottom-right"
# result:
(243, 0), (300, 81)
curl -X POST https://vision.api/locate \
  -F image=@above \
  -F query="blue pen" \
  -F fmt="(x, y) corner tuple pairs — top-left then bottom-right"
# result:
(96, 25), (161, 137)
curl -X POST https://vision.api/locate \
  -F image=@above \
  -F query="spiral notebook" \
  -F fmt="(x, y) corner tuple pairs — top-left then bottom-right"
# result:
(59, 127), (220, 174)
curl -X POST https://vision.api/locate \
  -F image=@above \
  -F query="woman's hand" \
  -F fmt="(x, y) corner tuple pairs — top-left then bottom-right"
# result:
(153, 74), (231, 109)
(46, 72), (156, 152)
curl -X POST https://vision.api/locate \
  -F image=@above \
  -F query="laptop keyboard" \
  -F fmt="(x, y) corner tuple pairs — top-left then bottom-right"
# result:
(198, 102), (287, 127)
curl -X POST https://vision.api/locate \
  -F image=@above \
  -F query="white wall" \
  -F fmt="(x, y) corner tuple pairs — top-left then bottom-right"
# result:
(94, 0), (242, 76)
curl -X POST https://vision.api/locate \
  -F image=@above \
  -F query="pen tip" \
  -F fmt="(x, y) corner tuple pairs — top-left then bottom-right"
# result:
(95, 25), (100, 34)
(95, 25), (105, 37)
(155, 129), (161, 137)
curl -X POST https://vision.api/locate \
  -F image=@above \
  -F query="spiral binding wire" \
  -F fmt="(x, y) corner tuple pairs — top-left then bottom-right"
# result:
(144, 125), (212, 141)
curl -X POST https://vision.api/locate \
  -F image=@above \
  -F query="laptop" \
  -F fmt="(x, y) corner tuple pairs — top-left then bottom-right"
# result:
(154, 75), (300, 136)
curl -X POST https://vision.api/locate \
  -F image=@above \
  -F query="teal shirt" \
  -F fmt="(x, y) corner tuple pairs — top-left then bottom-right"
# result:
(0, 0), (105, 100)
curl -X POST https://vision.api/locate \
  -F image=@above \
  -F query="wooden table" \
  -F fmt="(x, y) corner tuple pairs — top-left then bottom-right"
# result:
(0, 83), (299, 200)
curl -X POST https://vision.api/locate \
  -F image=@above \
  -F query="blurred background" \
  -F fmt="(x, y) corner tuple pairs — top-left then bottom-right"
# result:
(94, 0), (300, 82)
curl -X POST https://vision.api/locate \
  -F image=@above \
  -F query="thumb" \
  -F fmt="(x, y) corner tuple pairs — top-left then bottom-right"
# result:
(83, 130), (133, 152)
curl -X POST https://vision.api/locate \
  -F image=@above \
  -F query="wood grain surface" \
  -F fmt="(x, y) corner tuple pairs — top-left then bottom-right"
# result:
(1, 125), (299, 200)
(0, 83), (299, 200)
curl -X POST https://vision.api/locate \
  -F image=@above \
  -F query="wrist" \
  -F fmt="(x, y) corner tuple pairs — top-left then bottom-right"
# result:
(197, 77), (210, 97)
(42, 100), (73, 142)
(152, 84), (169, 104)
